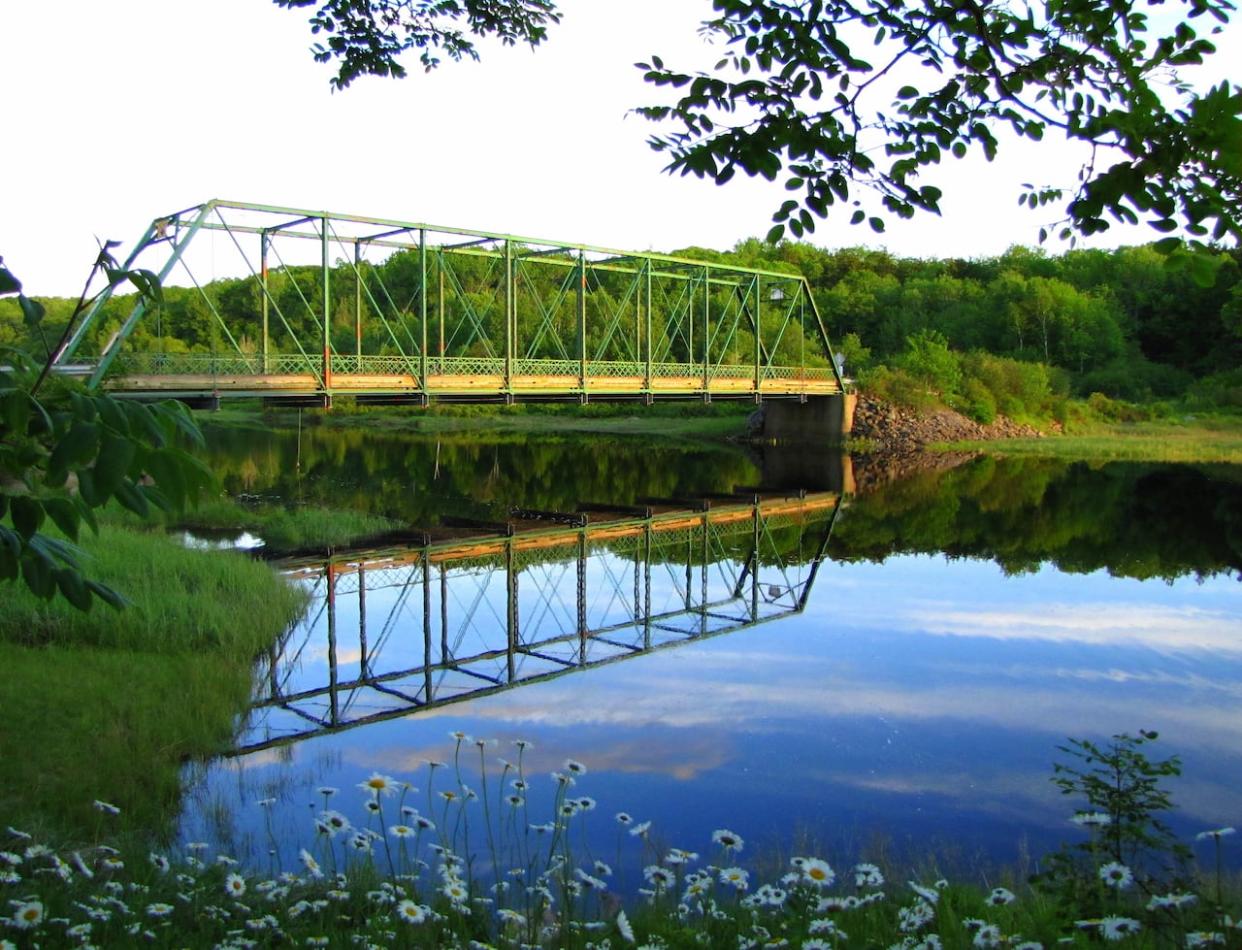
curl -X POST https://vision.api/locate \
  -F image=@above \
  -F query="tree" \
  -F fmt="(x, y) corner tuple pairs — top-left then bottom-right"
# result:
(0, 254), (214, 610)
(279, 0), (1242, 258)
(273, 0), (560, 88)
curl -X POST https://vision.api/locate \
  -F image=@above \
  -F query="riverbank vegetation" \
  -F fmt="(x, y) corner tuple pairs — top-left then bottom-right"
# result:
(942, 416), (1242, 465)
(5, 238), (1241, 465)
(2, 732), (1237, 948)
(0, 521), (307, 839)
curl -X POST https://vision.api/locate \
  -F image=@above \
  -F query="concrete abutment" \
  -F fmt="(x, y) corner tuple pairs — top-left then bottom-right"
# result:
(759, 393), (857, 446)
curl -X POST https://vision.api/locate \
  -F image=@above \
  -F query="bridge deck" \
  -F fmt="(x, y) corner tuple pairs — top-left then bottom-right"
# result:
(108, 371), (842, 399)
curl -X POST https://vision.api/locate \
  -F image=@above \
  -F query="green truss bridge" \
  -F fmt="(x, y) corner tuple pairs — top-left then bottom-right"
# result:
(54, 200), (846, 406)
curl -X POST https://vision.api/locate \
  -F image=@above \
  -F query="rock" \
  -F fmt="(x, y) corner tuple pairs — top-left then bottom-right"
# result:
(850, 393), (1043, 450)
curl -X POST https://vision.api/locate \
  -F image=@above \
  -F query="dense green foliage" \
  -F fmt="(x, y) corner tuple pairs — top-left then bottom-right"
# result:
(277, 0), (560, 89)
(5, 239), (1239, 421)
(686, 239), (1242, 416)
(0, 257), (215, 612)
(0, 240), (828, 378)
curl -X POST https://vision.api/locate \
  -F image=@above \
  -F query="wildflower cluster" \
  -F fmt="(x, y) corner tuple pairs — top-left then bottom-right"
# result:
(1, 733), (1239, 948)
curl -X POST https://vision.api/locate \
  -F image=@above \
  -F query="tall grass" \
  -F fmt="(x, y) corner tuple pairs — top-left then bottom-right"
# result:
(941, 417), (1242, 464)
(0, 525), (307, 840)
(0, 525), (306, 653)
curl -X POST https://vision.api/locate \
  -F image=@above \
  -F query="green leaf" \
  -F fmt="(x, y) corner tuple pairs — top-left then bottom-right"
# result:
(114, 479), (150, 518)
(128, 268), (164, 307)
(0, 540), (17, 581)
(896, 85), (919, 99)
(77, 496), (99, 536)
(96, 396), (131, 436)
(55, 567), (92, 611)
(93, 434), (136, 498)
(48, 422), (100, 476)
(18, 295), (45, 328)
(0, 261), (21, 295)
(765, 223), (786, 243)
(21, 546), (55, 599)
(10, 496), (44, 541)
(76, 468), (101, 508)
(42, 497), (81, 541)
(0, 523), (20, 560)
(1, 389), (30, 436)
(85, 578), (128, 611)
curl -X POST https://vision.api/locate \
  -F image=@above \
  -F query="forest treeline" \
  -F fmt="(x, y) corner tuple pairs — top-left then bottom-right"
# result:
(674, 239), (1242, 423)
(3, 239), (1240, 421)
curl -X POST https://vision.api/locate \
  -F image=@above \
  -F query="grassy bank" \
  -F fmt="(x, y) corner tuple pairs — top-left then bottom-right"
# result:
(942, 416), (1242, 464)
(0, 524), (307, 839)
(168, 498), (403, 554)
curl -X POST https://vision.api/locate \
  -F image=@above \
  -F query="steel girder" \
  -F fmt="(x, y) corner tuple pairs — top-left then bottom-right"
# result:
(54, 200), (845, 402)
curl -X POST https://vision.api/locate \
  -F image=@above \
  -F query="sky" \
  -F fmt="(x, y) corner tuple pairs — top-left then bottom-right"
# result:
(4, 0), (1240, 295)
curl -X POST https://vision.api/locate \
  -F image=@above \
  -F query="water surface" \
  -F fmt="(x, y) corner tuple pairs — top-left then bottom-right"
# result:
(183, 427), (1242, 877)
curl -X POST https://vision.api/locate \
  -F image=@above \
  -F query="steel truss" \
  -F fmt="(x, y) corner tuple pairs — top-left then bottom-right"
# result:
(54, 200), (845, 403)
(233, 493), (843, 755)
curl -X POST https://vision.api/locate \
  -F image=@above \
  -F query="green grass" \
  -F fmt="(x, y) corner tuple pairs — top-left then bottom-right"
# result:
(172, 498), (402, 554)
(0, 524), (306, 653)
(939, 416), (1242, 464)
(0, 525), (307, 840)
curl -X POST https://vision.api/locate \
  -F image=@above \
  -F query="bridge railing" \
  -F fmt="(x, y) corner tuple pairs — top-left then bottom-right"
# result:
(108, 353), (843, 391)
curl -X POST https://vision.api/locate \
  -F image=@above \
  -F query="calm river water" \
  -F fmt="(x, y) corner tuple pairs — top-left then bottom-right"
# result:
(180, 423), (1242, 879)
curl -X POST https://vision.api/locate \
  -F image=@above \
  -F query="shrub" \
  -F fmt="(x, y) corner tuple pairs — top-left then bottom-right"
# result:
(1186, 368), (1242, 410)
(1086, 392), (1155, 423)
(897, 329), (961, 395)
(1078, 357), (1194, 402)
(957, 378), (998, 424)
(859, 364), (937, 410)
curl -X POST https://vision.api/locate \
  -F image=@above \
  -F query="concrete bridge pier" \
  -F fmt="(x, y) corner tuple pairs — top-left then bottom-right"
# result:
(760, 393), (857, 446)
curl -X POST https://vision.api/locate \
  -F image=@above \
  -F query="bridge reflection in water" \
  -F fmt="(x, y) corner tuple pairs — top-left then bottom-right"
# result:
(233, 492), (843, 756)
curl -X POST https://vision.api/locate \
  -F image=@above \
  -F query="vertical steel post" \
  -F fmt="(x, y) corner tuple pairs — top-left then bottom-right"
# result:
(751, 505), (761, 623)
(577, 533), (588, 666)
(754, 277), (762, 401)
(419, 229), (428, 393)
(506, 541), (518, 683)
(326, 561), (338, 725)
(438, 266), (446, 362)
(578, 251), (587, 398)
(354, 242), (363, 364)
(440, 564), (449, 660)
(684, 533), (693, 612)
(423, 555), (433, 703)
(703, 265), (711, 398)
(643, 524), (652, 650)
(644, 260), (653, 397)
(504, 240), (514, 396)
(321, 218), (332, 394)
(358, 564), (368, 678)
(260, 231), (270, 374)
(688, 272), (694, 368)
(701, 516), (709, 637)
